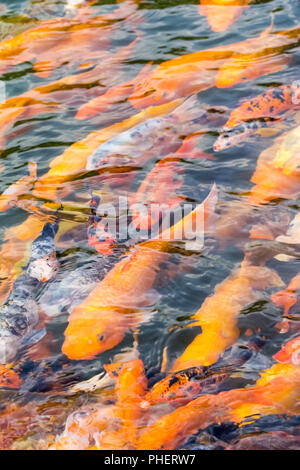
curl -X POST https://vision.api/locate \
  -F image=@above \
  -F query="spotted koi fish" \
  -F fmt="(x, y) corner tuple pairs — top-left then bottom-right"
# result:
(136, 362), (300, 450)
(214, 84), (300, 151)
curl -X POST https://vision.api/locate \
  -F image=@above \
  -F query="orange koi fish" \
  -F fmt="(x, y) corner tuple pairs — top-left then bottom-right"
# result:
(248, 132), (300, 206)
(272, 273), (300, 318)
(199, 0), (252, 33)
(0, 162), (37, 212)
(0, 1), (139, 76)
(273, 336), (300, 365)
(214, 84), (300, 151)
(137, 362), (300, 450)
(62, 184), (217, 360)
(130, 134), (212, 230)
(129, 25), (300, 109)
(214, 20), (298, 89)
(170, 260), (283, 373)
(97, 359), (148, 449)
(32, 99), (186, 201)
(53, 359), (147, 450)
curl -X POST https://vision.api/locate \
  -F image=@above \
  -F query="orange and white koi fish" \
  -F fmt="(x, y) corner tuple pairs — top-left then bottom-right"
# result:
(130, 134), (212, 230)
(0, 162), (37, 212)
(0, 364), (22, 389)
(214, 84), (300, 151)
(136, 361), (300, 449)
(62, 184), (217, 360)
(199, 0), (252, 33)
(169, 259), (283, 373)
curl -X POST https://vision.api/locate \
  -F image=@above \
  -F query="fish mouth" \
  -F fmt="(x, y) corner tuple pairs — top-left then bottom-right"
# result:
(0, 333), (20, 364)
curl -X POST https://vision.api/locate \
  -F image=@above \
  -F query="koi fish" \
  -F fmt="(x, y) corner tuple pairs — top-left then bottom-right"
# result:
(130, 134), (212, 230)
(85, 95), (203, 174)
(271, 273), (300, 317)
(97, 359), (148, 449)
(248, 132), (300, 206)
(273, 336), (300, 365)
(129, 24), (300, 109)
(136, 362), (300, 450)
(143, 346), (253, 407)
(26, 219), (59, 282)
(62, 184), (217, 360)
(87, 194), (116, 255)
(169, 260), (283, 373)
(39, 258), (116, 318)
(32, 99), (185, 201)
(214, 20), (297, 89)
(0, 162), (37, 212)
(199, 0), (252, 33)
(52, 359), (147, 450)
(0, 273), (40, 364)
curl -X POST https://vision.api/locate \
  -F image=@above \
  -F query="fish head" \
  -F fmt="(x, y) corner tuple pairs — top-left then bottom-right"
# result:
(27, 254), (60, 282)
(213, 123), (251, 152)
(62, 310), (126, 360)
(273, 336), (300, 365)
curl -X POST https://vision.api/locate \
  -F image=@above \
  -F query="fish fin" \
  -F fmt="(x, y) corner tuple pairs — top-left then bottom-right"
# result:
(255, 128), (281, 138)
(161, 346), (168, 373)
(28, 161), (37, 180)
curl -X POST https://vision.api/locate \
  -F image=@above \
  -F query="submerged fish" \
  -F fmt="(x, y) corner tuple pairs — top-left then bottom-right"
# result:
(26, 219), (60, 282)
(39, 258), (116, 318)
(213, 83), (300, 151)
(0, 162), (37, 212)
(130, 134), (213, 230)
(214, 20), (295, 89)
(62, 184), (217, 360)
(143, 347), (253, 407)
(170, 260), (283, 373)
(136, 362), (300, 450)
(0, 273), (40, 364)
(85, 95), (204, 174)
(199, 0), (252, 33)
(248, 132), (300, 205)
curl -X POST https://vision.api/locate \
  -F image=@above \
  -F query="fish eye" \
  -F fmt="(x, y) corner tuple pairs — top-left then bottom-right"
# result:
(98, 334), (105, 342)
